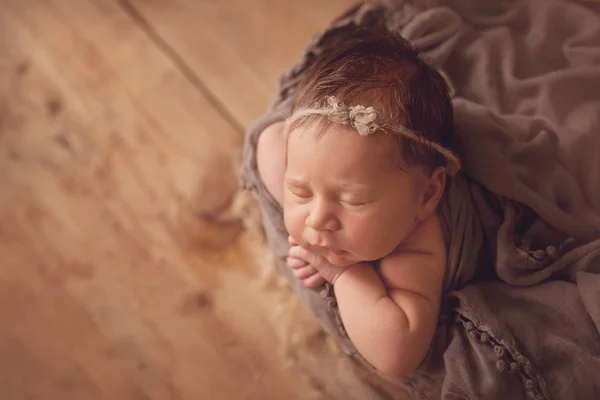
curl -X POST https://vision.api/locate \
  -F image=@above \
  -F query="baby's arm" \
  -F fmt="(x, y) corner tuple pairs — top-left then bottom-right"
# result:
(258, 123), (327, 287)
(333, 216), (446, 376)
(256, 122), (286, 205)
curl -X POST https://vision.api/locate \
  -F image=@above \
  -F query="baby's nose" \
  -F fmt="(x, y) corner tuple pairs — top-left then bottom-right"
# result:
(306, 216), (339, 232)
(305, 229), (334, 248)
(305, 200), (339, 232)
(309, 231), (334, 248)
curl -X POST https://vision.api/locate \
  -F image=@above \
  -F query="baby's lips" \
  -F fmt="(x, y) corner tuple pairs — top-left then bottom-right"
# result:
(330, 248), (347, 256)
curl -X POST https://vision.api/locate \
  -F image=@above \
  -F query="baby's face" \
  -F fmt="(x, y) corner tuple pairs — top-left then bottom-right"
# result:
(284, 122), (428, 267)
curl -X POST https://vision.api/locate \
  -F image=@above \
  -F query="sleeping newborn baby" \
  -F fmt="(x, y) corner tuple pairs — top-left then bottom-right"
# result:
(256, 28), (461, 377)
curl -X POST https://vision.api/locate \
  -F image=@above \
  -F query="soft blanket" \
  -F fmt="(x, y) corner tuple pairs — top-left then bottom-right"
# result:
(241, 1), (600, 398)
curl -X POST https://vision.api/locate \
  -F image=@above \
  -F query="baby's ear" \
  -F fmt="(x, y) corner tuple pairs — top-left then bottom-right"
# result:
(418, 166), (446, 220)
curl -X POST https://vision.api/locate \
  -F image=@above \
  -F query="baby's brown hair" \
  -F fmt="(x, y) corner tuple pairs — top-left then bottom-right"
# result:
(290, 27), (455, 173)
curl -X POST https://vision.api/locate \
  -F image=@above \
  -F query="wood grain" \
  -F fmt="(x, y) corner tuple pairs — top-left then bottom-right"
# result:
(0, 1), (312, 399)
(123, 0), (359, 128)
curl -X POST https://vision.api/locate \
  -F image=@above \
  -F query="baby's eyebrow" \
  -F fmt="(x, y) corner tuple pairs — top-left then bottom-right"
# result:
(335, 181), (371, 191)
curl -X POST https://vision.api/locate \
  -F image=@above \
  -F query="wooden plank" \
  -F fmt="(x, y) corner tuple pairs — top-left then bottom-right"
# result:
(0, 1), (331, 399)
(123, 0), (359, 128)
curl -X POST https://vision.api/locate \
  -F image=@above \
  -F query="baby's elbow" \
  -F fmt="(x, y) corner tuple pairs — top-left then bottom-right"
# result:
(366, 331), (431, 376)
(256, 122), (286, 205)
(369, 350), (424, 377)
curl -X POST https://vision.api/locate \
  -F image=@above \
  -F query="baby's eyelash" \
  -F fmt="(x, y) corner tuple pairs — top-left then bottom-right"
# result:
(294, 192), (312, 199)
(341, 200), (370, 207)
(287, 187), (312, 199)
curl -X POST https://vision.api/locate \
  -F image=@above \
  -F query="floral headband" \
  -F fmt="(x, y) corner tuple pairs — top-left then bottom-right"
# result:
(285, 96), (461, 175)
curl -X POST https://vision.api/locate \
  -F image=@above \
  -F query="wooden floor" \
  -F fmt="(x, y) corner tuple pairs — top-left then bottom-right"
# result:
(0, 1), (415, 399)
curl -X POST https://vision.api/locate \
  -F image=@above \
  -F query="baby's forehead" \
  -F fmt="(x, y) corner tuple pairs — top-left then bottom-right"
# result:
(287, 123), (403, 174)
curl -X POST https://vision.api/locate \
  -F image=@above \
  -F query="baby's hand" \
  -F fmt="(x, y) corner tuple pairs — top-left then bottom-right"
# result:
(287, 236), (348, 286)
(287, 236), (326, 288)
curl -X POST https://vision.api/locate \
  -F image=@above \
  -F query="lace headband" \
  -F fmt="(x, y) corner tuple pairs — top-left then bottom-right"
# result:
(285, 96), (461, 175)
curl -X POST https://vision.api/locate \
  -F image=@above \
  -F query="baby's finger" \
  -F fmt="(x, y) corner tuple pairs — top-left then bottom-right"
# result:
(292, 264), (318, 280)
(289, 246), (322, 268)
(288, 245), (310, 261)
(287, 256), (308, 270)
(302, 273), (326, 288)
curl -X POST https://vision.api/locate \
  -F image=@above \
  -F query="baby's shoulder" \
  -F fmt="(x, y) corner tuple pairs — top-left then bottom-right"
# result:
(378, 215), (447, 292)
(389, 214), (446, 258)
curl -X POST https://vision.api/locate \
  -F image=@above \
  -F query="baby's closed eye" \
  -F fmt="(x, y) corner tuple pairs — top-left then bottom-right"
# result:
(339, 195), (373, 208)
(285, 180), (313, 199)
(340, 200), (371, 208)
(288, 187), (312, 199)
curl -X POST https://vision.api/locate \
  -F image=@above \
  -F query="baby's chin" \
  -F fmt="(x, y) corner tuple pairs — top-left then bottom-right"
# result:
(325, 252), (361, 267)
(327, 247), (392, 267)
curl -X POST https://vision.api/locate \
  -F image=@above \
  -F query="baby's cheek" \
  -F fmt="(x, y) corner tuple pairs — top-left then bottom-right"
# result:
(283, 206), (304, 242)
(347, 212), (411, 258)
(344, 220), (386, 257)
